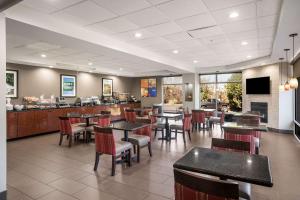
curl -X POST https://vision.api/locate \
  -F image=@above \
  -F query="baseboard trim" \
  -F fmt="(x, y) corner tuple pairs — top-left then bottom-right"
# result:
(267, 127), (293, 134)
(0, 190), (7, 200)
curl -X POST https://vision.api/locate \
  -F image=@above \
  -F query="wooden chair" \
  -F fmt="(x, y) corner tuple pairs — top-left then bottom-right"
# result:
(86, 115), (111, 142)
(223, 127), (258, 154)
(93, 127), (132, 176)
(211, 138), (251, 154)
(124, 109), (137, 123)
(125, 118), (152, 162)
(191, 110), (206, 131)
(170, 114), (192, 143)
(174, 169), (240, 200)
(151, 113), (165, 139)
(58, 117), (86, 147)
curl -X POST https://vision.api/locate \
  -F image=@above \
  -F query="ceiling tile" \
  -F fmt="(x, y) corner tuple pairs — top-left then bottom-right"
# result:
(211, 3), (256, 25)
(163, 32), (193, 42)
(175, 13), (216, 30)
(144, 22), (182, 36)
(124, 7), (169, 27)
(87, 17), (139, 34)
(257, 0), (282, 17)
(258, 15), (278, 29)
(146, 0), (171, 5)
(201, 35), (228, 45)
(130, 37), (171, 47)
(55, 1), (117, 25)
(258, 27), (275, 38)
(188, 26), (223, 38)
(226, 30), (257, 41)
(202, 0), (254, 11)
(157, 0), (207, 20)
(113, 29), (154, 41)
(221, 19), (256, 33)
(93, 0), (151, 15)
(21, 0), (83, 13)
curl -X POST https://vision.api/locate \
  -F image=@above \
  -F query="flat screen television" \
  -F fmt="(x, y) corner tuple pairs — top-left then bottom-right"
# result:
(246, 76), (270, 94)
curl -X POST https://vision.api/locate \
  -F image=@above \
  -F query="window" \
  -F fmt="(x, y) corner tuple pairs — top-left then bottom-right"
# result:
(163, 76), (183, 105)
(200, 73), (242, 111)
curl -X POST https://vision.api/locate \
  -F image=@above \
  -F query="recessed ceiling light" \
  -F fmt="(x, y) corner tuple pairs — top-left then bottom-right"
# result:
(172, 50), (179, 54)
(247, 55), (252, 59)
(193, 60), (198, 63)
(88, 62), (93, 66)
(120, 68), (123, 71)
(241, 41), (248, 46)
(49, 65), (53, 68)
(229, 12), (239, 18)
(40, 54), (47, 58)
(134, 32), (142, 38)
(89, 70), (93, 73)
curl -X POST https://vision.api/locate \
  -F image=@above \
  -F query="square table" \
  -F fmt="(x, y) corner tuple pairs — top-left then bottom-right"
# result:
(153, 113), (183, 141)
(66, 113), (102, 127)
(222, 122), (268, 132)
(173, 147), (273, 187)
(111, 121), (149, 141)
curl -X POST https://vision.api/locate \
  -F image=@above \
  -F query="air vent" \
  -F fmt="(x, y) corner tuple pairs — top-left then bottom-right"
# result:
(187, 25), (219, 38)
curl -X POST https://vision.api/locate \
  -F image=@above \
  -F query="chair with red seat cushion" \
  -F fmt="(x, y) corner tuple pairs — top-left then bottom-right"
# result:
(124, 118), (152, 162)
(211, 138), (251, 154)
(124, 109), (137, 123)
(223, 127), (257, 154)
(209, 111), (225, 131)
(170, 114), (192, 143)
(59, 117), (86, 147)
(86, 115), (111, 142)
(191, 110), (206, 131)
(237, 115), (262, 141)
(93, 126), (132, 176)
(174, 169), (240, 200)
(150, 112), (165, 139)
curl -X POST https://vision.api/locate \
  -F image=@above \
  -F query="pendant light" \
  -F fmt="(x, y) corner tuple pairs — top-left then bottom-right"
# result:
(284, 49), (290, 91)
(289, 33), (298, 89)
(279, 57), (285, 92)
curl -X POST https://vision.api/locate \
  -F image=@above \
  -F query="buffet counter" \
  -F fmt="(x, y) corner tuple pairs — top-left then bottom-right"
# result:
(7, 102), (141, 140)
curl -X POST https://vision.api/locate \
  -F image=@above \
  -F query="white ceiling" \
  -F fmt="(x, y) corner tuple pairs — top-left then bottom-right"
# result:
(4, 0), (284, 75)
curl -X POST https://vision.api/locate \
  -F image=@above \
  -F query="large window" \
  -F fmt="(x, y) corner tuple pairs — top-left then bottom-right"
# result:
(163, 76), (183, 105)
(200, 73), (242, 111)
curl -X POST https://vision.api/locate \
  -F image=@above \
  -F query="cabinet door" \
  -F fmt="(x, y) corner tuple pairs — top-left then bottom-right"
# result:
(48, 109), (62, 132)
(37, 110), (48, 133)
(7, 112), (18, 139)
(17, 111), (38, 137)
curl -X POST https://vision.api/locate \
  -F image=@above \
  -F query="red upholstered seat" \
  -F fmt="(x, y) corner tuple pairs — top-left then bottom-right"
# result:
(192, 110), (206, 130)
(93, 127), (132, 176)
(125, 110), (136, 123)
(59, 117), (86, 147)
(170, 114), (192, 143)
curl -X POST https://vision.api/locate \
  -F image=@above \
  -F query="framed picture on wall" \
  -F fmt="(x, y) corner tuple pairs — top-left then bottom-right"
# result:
(60, 75), (76, 97)
(184, 83), (193, 102)
(6, 70), (18, 98)
(102, 78), (113, 96)
(141, 78), (157, 97)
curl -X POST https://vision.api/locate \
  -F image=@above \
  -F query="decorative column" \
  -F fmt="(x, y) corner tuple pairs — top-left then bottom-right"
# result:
(182, 73), (200, 111)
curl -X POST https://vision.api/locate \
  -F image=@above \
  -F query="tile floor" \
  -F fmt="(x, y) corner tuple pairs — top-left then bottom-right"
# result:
(6, 127), (300, 200)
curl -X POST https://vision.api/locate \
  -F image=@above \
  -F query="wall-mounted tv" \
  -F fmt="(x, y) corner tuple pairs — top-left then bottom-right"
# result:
(246, 76), (270, 94)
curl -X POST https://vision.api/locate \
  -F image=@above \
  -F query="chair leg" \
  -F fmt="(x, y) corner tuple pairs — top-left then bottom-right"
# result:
(175, 129), (178, 140)
(111, 156), (116, 176)
(154, 129), (157, 138)
(148, 142), (152, 157)
(183, 131), (186, 143)
(133, 145), (136, 154)
(127, 150), (131, 167)
(137, 146), (140, 163)
(188, 130), (191, 141)
(68, 135), (72, 147)
(59, 134), (63, 146)
(93, 152), (100, 171)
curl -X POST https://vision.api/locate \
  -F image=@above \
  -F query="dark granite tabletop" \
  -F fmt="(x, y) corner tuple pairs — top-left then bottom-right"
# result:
(153, 113), (182, 119)
(222, 122), (268, 132)
(66, 113), (101, 119)
(173, 147), (273, 187)
(112, 121), (149, 131)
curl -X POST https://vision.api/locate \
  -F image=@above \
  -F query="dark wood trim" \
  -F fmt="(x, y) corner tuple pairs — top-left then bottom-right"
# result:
(6, 69), (18, 98)
(102, 78), (113, 97)
(60, 74), (77, 98)
(0, 0), (22, 12)
(267, 127), (293, 134)
(0, 190), (6, 200)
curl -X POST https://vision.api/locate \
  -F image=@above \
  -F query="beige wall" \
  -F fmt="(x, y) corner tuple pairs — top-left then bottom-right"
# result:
(242, 63), (293, 130)
(7, 63), (136, 104)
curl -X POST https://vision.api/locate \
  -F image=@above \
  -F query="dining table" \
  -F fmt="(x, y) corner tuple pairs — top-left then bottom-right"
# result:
(222, 122), (268, 132)
(153, 113), (183, 141)
(111, 121), (150, 141)
(66, 113), (102, 127)
(173, 147), (273, 187)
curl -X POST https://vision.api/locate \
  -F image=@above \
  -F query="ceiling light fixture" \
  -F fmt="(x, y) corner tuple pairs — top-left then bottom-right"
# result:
(89, 70), (93, 73)
(193, 60), (198, 64)
(229, 12), (239, 18)
(40, 54), (47, 58)
(246, 55), (252, 59)
(284, 48), (290, 91)
(172, 50), (179, 54)
(120, 68), (123, 71)
(134, 32), (142, 38)
(278, 58), (284, 92)
(49, 65), (53, 68)
(289, 33), (298, 89)
(88, 62), (93, 66)
(241, 41), (248, 46)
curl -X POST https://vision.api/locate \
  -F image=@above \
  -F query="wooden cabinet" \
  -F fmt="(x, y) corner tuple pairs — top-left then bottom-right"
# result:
(7, 112), (18, 139)
(7, 103), (141, 139)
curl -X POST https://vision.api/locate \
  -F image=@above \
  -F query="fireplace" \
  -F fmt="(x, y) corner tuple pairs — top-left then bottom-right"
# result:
(251, 102), (268, 123)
